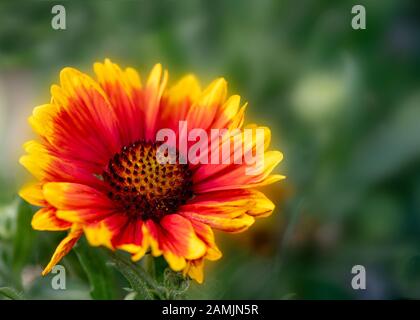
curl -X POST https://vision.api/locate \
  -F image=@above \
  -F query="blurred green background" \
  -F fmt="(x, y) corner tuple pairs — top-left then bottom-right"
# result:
(1, 0), (420, 299)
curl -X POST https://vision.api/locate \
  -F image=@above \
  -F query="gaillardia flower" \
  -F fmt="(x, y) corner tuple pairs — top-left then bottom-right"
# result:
(19, 59), (284, 283)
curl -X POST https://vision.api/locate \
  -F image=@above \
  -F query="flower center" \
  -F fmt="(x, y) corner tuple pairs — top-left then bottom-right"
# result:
(102, 140), (193, 221)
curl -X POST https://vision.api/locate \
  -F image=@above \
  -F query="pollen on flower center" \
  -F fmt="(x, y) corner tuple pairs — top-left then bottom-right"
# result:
(102, 140), (193, 221)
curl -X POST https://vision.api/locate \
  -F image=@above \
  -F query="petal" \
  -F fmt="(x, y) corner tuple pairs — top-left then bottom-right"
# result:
(43, 182), (114, 210)
(211, 95), (247, 130)
(83, 214), (126, 250)
(19, 141), (102, 186)
(56, 208), (116, 224)
(94, 59), (142, 90)
(184, 259), (204, 284)
(42, 226), (83, 275)
(144, 64), (168, 140)
(32, 207), (72, 231)
(19, 182), (47, 207)
(28, 104), (57, 138)
(180, 190), (259, 234)
(188, 219), (222, 261)
(111, 219), (149, 261)
(160, 74), (201, 132)
(179, 189), (278, 232)
(166, 74), (201, 105)
(94, 59), (144, 144)
(145, 215), (207, 271)
(83, 213), (149, 257)
(144, 219), (163, 257)
(192, 125), (272, 180)
(160, 215), (207, 261)
(186, 189), (275, 218)
(164, 251), (187, 271)
(194, 151), (284, 193)
(185, 78), (227, 130)
(181, 210), (254, 233)
(38, 68), (121, 172)
(19, 141), (55, 181)
(227, 104), (247, 130)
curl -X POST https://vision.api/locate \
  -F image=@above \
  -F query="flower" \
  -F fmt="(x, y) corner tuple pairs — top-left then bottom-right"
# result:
(19, 59), (284, 283)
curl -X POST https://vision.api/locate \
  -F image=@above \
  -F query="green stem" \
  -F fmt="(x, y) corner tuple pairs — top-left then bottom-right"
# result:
(144, 253), (156, 279)
(110, 251), (165, 300)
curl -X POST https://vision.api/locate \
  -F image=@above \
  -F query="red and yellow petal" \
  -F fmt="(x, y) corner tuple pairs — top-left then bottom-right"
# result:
(28, 104), (58, 139)
(188, 219), (222, 261)
(183, 259), (205, 284)
(42, 225), (83, 276)
(32, 207), (72, 231)
(19, 141), (102, 186)
(194, 150), (284, 193)
(94, 59), (144, 145)
(145, 215), (207, 271)
(43, 182), (114, 210)
(112, 219), (148, 261)
(211, 95), (246, 130)
(84, 221), (114, 250)
(160, 74), (201, 132)
(186, 189), (275, 218)
(83, 213), (149, 261)
(43, 182), (117, 224)
(19, 141), (54, 181)
(18, 182), (47, 207)
(177, 189), (278, 233)
(185, 78), (227, 130)
(56, 208), (114, 224)
(192, 125), (273, 181)
(143, 64), (168, 140)
(83, 214), (125, 250)
(181, 210), (255, 233)
(42, 68), (121, 171)
(166, 74), (201, 107)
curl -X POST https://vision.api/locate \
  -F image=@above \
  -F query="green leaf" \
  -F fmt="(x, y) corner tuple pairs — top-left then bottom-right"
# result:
(0, 287), (24, 300)
(12, 200), (35, 276)
(74, 238), (118, 300)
